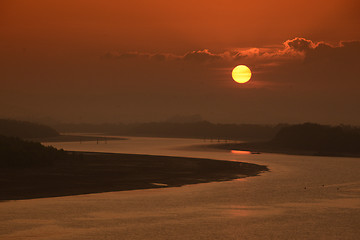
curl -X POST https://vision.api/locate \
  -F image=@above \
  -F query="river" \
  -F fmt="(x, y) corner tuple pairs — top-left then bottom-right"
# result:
(1, 136), (360, 239)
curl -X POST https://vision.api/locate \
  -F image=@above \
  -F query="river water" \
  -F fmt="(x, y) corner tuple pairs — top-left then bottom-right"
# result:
(1, 136), (360, 239)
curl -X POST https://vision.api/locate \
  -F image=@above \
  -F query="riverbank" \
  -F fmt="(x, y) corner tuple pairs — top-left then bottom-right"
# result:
(29, 134), (126, 143)
(0, 151), (268, 201)
(203, 142), (360, 158)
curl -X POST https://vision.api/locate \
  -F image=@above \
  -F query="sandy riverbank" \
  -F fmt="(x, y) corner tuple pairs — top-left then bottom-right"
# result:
(0, 151), (268, 201)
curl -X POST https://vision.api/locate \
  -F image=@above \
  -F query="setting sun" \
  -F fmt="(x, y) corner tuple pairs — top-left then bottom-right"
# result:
(232, 65), (252, 84)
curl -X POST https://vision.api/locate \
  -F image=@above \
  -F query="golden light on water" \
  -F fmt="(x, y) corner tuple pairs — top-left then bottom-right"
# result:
(232, 65), (252, 84)
(231, 150), (251, 155)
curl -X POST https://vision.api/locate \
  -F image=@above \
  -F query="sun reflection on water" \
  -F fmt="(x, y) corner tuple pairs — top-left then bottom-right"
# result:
(231, 150), (251, 155)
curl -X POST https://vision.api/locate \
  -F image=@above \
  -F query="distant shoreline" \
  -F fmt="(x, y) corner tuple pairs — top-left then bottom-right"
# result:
(28, 134), (127, 143)
(201, 142), (360, 158)
(0, 151), (268, 201)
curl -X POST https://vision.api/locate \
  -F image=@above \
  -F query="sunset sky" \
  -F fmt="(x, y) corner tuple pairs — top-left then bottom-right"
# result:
(1, 0), (359, 124)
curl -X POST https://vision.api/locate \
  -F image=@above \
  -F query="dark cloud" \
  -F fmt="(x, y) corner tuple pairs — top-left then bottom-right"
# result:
(305, 40), (360, 64)
(284, 37), (315, 52)
(281, 37), (360, 66)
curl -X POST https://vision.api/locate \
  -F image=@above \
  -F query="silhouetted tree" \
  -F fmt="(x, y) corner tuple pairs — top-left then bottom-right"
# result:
(271, 123), (360, 153)
(0, 135), (66, 168)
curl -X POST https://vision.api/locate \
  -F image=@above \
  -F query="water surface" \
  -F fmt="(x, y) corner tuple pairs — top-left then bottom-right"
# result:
(1, 136), (360, 239)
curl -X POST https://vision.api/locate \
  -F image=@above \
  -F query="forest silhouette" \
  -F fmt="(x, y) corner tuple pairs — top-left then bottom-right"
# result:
(1, 119), (360, 169)
(0, 135), (66, 168)
(271, 123), (360, 154)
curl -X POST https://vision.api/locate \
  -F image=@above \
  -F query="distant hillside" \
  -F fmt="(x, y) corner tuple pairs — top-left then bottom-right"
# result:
(0, 119), (59, 138)
(55, 121), (284, 141)
(271, 123), (360, 154)
(0, 135), (66, 168)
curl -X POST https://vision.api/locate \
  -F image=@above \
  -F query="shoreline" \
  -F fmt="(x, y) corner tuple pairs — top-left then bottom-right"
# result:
(28, 134), (127, 143)
(201, 142), (360, 158)
(0, 151), (268, 201)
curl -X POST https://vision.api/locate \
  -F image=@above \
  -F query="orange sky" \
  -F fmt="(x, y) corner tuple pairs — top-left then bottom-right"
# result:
(0, 0), (359, 124)
(1, 0), (359, 52)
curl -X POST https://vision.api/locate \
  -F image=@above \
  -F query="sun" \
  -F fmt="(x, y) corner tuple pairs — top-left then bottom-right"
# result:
(232, 65), (252, 84)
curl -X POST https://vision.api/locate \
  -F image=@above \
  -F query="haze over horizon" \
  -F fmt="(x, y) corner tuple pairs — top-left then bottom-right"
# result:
(1, 0), (359, 124)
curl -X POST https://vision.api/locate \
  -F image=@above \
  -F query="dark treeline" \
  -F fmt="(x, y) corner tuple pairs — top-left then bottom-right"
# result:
(55, 121), (285, 141)
(271, 123), (360, 154)
(213, 122), (360, 157)
(0, 119), (59, 138)
(0, 135), (67, 168)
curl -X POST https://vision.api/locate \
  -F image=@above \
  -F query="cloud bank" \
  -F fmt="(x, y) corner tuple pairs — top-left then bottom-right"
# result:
(106, 37), (359, 66)
(104, 37), (360, 89)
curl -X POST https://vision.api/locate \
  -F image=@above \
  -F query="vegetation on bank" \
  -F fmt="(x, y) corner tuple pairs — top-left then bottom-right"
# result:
(214, 123), (360, 156)
(271, 123), (360, 154)
(0, 119), (59, 138)
(0, 135), (67, 168)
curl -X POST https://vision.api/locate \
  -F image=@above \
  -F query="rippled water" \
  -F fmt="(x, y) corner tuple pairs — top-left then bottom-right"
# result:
(1, 136), (360, 239)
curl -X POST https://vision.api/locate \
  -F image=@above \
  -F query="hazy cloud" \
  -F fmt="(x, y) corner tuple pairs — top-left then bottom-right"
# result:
(103, 37), (318, 63)
(183, 49), (222, 62)
(103, 37), (360, 84)
(104, 51), (173, 61)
